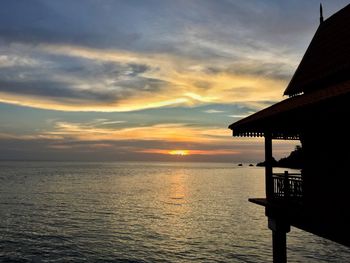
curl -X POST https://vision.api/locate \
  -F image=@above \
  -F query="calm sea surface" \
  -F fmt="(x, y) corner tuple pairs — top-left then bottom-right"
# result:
(0, 161), (349, 262)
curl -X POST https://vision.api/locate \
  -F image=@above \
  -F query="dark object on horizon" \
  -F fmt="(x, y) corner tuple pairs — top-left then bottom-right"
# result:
(229, 4), (350, 263)
(257, 146), (303, 169)
(238, 163), (243, 166)
(256, 157), (278, 167)
(249, 164), (254, 167)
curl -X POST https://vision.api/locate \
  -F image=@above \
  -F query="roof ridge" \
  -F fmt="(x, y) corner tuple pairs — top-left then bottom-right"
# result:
(284, 3), (350, 96)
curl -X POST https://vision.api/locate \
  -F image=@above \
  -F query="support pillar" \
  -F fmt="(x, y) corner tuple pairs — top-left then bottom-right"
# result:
(265, 132), (273, 199)
(268, 217), (290, 263)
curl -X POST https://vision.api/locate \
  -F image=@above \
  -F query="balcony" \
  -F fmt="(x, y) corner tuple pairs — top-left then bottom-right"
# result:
(273, 171), (303, 201)
(249, 171), (303, 210)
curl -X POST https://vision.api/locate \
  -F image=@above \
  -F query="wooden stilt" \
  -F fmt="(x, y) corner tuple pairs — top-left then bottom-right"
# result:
(272, 230), (287, 263)
(268, 217), (290, 263)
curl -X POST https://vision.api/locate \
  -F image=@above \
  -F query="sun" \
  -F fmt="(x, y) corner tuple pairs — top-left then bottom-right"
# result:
(168, 150), (189, 156)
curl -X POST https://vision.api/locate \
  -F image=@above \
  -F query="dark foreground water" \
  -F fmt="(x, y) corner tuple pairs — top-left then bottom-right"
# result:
(0, 161), (349, 262)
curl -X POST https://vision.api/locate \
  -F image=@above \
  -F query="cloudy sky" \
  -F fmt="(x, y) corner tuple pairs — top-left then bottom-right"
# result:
(0, 0), (348, 162)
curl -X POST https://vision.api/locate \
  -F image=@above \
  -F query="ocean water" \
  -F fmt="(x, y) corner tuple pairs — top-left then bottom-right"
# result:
(0, 161), (349, 262)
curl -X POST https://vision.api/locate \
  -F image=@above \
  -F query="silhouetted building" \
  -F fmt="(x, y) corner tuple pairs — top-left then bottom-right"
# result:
(229, 4), (350, 263)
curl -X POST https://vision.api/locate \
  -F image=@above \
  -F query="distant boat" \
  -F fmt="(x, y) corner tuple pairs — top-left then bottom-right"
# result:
(238, 163), (243, 166)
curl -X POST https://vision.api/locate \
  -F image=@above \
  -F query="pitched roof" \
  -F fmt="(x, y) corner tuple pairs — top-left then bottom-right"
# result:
(284, 4), (350, 96)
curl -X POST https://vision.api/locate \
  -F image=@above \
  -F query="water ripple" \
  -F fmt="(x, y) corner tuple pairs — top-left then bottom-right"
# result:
(1, 161), (350, 262)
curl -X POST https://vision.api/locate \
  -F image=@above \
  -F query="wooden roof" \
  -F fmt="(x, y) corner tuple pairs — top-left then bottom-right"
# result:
(229, 80), (350, 139)
(284, 4), (350, 96)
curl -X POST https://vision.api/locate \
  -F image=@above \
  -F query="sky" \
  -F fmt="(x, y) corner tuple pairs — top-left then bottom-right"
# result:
(0, 0), (348, 162)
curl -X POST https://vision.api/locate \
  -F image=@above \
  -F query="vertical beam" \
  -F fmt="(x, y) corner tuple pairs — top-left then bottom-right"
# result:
(268, 217), (290, 263)
(265, 132), (273, 199)
(272, 230), (287, 263)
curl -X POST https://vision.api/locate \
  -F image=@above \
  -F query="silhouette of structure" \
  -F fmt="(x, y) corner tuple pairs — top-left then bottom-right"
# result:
(229, 4), (350, 263)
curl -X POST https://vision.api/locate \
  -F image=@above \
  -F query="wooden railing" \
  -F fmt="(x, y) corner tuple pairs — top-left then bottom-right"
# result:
(273, 171), (303, 201)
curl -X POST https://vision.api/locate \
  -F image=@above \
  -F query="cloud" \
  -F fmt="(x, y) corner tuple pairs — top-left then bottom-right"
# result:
(0, 0), (141, 49)
(204, 109), (225, 114)
(228, 114), (249, 118)
(0, 79), (117, 102)
(0, 46), (186, 111)
(43, 120), (231, 143)
(205, 61), (294, 81)
(0, 42), (291, 112)
(0, 0), (322, 112)
(0, 54), (40, 68)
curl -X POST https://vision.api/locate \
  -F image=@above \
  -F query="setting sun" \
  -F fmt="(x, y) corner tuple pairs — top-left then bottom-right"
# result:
(168, 150), (189, 156)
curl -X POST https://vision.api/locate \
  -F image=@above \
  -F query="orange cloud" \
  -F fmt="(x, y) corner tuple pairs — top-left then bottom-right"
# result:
(44, 121), (233, 143)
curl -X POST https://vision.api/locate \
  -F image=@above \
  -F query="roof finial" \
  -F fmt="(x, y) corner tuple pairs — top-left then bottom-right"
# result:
(320, 3), (324, 24)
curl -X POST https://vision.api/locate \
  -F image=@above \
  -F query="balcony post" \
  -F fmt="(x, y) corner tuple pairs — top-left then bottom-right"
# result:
(265, 132), (273, 200)
(284, 171), (290, 200)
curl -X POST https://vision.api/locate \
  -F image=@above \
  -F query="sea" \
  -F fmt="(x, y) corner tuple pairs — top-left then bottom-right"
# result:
(0, 161), (349, 262)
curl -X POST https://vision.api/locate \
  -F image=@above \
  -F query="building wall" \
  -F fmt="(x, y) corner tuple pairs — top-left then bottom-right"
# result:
(301, 117), (350, 221)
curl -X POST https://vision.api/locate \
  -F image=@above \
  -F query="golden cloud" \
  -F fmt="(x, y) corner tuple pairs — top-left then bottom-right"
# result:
(0, 43), (290, 112)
